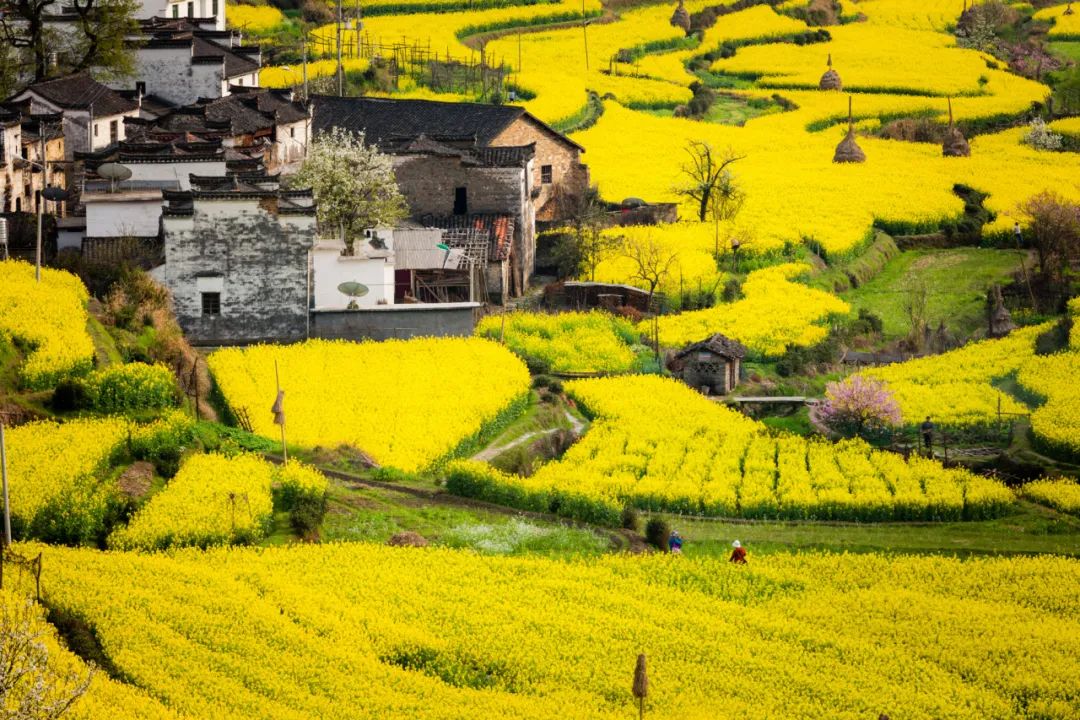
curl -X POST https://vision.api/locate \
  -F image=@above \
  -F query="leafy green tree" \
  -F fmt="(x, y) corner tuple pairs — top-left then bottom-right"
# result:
(287, 127), (407, 245)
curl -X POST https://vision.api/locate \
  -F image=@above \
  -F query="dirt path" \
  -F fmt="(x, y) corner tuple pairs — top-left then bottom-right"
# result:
(470, 408), (588, 462)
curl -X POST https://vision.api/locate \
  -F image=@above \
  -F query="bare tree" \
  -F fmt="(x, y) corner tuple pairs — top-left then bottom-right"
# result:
(624, 234), (678, 302)
(707, 169), (746, 261)
(1018, 191), (1080, 294)
(675, 141), (745, 222)
(0, 596), (94, 719)
(552, 187), (619, 280)
(903, 277), (930, 351)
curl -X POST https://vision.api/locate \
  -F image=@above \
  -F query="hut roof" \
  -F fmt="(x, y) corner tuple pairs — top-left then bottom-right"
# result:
(818, 54), (841, 91)
(674, 333), (747, 360)
(670, 0), (691, 32)
(941, 98), (970, 157)
(833, 96), (865, 163)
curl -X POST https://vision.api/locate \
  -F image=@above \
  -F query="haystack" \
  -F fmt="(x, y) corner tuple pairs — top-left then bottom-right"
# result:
(941, 97), (970, 157)
(670, 0), (691, 32)
(819, 53), (842, 91)
(833, 96), (865, 163)
(1065, 3), (1074, 17)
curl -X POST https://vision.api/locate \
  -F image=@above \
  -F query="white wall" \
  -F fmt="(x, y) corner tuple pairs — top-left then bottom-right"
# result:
(312, 241), (395, 309)
(86, 198), (162, 237)
(89, 111), (139, 152)
(160, 0), (225, 30)
(126, 46), (224, 106)
(127, 160), (227, 190)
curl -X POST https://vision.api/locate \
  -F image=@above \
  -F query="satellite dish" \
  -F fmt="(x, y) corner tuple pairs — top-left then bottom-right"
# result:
(97, 162), (132, 193)
(337, 281), (369, 298)
(97, 163), (132, 181)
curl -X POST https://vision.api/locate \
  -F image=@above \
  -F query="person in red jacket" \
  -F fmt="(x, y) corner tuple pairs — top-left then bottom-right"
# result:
(729, 539), (747, 564)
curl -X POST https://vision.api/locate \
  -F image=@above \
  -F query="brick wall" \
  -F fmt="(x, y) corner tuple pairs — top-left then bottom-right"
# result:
(162, 198), (315, 344)
(490, 117), (589, 222)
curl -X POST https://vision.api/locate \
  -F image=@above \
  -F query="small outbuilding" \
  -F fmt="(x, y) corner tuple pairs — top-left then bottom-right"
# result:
(669, 334), (747, 396)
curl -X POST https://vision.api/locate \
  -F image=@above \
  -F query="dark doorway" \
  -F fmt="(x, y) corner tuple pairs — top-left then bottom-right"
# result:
(453, 186), (467, 216)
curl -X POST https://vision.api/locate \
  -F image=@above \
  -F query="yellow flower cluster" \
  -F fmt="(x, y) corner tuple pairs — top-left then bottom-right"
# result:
(23, 541), (1080, 719)
(4, 414), (196, 542)
(0, 260), (94, 389)
(1017, 350), (1080, 457)
(225, 3), (285, 33)
(857, 0), (969, 31)
(208, 338), (530, 471)
(275, 460), (329, 498)
(4, 417), (129, 539)
(260, 58), (371, 88)
(489, 375), (1012, 521)
(651, 263), (850, 354)
(1054, 117), (1080, 141)
(0, 585), (178, 720)
(475, 311), (639, 373)
(109, 454), (277, 551)
(1022, 477), (1080, 516)
(862, 324), (1048, 426)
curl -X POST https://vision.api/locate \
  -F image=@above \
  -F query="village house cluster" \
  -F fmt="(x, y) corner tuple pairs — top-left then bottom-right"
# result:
(0, 0), (591, 345)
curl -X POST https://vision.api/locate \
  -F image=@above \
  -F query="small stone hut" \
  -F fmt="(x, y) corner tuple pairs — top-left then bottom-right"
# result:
(819, 54), (842, 91)
(669, 334), (747, 395)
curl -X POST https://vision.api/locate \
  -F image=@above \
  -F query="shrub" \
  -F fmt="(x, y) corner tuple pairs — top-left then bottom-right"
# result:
(276, 462), (330, 537)
(620, 505), (641, 532)
(83, 363), (178, 414)
(1023, 117), (1064, 151)
(644, 517), (671, 551)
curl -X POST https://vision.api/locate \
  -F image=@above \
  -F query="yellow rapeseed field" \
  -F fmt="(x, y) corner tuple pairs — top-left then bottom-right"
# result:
(650, 263), (850, 353)
(225, 4), (285, 33)
(109, 454), (278, 550)
(0, 260), (94, 389)
(476, 310), (639, 373)
(208, 338), (531, 471)
(463, 374), (1012, 521)
(1022, 477), (1080, 516)
(16, 542), (1080, 719)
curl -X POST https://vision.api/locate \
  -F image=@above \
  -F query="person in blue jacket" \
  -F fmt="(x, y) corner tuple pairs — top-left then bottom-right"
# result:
(668, 530), (684, 554)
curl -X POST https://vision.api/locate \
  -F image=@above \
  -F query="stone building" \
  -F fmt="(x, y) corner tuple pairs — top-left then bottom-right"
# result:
(0, 107), (67, 215)
(160, 173), (316, 344)
(668, 334), (747, 396)
(310, 95), (588, 222)
(9, 74), (139, 159)
(137, 0), (226, 30)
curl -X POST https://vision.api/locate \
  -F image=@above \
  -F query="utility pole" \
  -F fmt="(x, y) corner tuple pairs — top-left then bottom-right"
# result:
(302, 35), (309, 100)
(582, 0), (590, 71)
(1, 418), (11, 547)
(35, 129), (45, 283)
(336, 0), (344, 96)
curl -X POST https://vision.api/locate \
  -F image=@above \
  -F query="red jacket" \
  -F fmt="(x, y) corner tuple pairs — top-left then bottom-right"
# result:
(730, 546), (747, 564)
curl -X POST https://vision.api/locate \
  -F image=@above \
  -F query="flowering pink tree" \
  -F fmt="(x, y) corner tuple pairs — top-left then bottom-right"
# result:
(812, 376), (902, 440)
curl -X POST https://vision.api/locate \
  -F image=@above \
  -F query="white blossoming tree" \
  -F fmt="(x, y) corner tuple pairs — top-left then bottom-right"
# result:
(288, 126), (407, 246)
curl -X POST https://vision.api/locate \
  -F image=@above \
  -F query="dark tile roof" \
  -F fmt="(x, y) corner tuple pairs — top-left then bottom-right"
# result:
(142, 89), (307, 138)
(311, 95), (584, 152)
(191, 36), (260, 79)
(380, 134), (534, 168)
(674, 333), (748, 360)
(19, 73), (138, 116)
(164, 174), (315, 216)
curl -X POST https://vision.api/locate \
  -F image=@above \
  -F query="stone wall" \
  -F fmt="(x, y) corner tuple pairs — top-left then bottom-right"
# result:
(163, 198), (315, 344)
(310, 303), (481, 341)
(392, 154), (535, 295)
(491, 116), (589, 222)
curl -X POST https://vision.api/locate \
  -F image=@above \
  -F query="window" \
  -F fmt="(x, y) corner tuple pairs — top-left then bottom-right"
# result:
(453, 187), (468, 216)
(540, 164), (553, 184)
(109, 120), (119, 144)
(201, 292), (221, 316)
(290, 127), (295, 139)
(212, 0), (218, 15)
(93, 123), (99, 138)
(187, 1), (193, 17)
(171, 3), (178, 17)
(236, 77), (243, 87)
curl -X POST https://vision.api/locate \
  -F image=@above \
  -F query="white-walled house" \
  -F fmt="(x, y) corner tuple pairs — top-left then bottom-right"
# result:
(140, 0), (226, 31)
(10, 74), (139, 159)
(124, 20), (261, 106)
